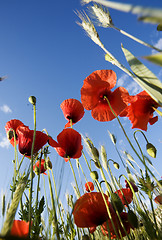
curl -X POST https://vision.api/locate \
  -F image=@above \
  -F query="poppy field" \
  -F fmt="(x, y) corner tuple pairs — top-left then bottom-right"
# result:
(1, 1), (162, 240)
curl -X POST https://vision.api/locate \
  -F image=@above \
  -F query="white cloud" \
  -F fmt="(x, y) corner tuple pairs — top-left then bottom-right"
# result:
(0, 137), (10, 149)
(117, 74), (142, 95)
(0, 104), (12, 113)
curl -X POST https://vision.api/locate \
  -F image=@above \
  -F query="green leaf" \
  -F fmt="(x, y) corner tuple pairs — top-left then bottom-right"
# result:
(142, 53), (162, 67)
(121, 45), (162, 106)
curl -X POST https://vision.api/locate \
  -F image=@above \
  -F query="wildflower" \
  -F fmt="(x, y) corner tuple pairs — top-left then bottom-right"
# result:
(120, 91), (160, 131)
(154, 194), (162, 205)
(125, 180), (138, 192)
(5, 119), (24, 146)
(81, 70), (130, 121)
(33, 159), (47, 175)
(10, 220), (30, 238)
(101, 212), (133, 239)
(73, 192), (114, 229)
(85, 182), (94, 192)
(16, 125), (49, 157)
(49, 128), (83, 162)
(60, 98), (85, 128)
(115, 188), (133, 206)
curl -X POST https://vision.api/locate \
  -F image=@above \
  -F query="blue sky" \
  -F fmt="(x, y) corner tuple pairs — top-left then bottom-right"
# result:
(0, 0), (162, 220)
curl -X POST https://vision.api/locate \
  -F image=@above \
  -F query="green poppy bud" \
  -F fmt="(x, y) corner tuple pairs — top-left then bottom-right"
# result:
(28, 96), (36, 105)
(47, 160), (52, 169)
(146, 143), (157, 158)
(90, 171), (99, 180)
(110, 192), (124, 213)
(128, 210), (139, 228)
(113, 162), (120, 169)
(7, 129), (14, 140)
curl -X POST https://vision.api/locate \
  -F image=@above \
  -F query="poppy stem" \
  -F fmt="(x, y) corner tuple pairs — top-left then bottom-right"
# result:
(28, 103), (36, 238)
(69, 159), (81, 198)
(104, 96), (160, 186)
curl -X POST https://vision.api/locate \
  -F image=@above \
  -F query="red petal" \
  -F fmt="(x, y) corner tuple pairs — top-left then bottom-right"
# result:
(60, 99), (85, 126)
(10, 220), (29, 237)
(115, 188), (133, 205)
(73, 192), (114, 228)
(5, 119), (24, 146)
(17, 126), (49, 157)
(55, 128), (82, 159)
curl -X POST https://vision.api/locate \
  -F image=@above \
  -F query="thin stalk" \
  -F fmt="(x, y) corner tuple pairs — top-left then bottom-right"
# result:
(111, 24), (162, 52)
(47, 169), (60, 240)
(69, 159), (81, 198)
(104, 97), (159, 185)
(51, 169), (68, 239)
(28, 103), (36, 237)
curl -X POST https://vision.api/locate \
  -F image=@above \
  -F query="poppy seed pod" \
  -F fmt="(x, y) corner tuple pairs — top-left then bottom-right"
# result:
(28, 96), (36, 105)
(110, 192), (124, 213)
(113, 162), (120, 169)
(128, 210), (139, 228)
(90, 171), (99, 180)
(7, 129), (14, 140)
(146, 143), (157, 158)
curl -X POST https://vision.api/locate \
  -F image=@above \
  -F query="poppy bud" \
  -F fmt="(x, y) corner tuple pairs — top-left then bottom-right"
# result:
(28, 96), (36, 105)
(7, 129), (14, 140)
(110, 192), (124, 213)
(128, 210), (139, 228)
(113, 162), (120, 169)
(47, 160), (52, 169)
(90, 171), (99, 180)
(146, 143), (157, 158)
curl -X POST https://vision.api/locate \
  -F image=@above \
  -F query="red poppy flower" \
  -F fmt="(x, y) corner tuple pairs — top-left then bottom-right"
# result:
(101, 212), (133, 239)
(120, 91), (160, 131)
(125, 180), (138, 192)
(81, 70), (130, 121)
(72, 192), (115, 228)
(154, 195), (162, 205)
(60, 99), (85, 128)
(16, 125), (49, 157)
(5, 119), (24, 146)
(10, 220), (29, 238)
(33, 159), (47, 175)
(49, 128), (83, 162)
(115, 188), (133, 206)
(85, 181), (94, 192)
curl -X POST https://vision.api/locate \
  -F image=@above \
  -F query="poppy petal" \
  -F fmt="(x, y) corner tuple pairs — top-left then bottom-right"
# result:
(5, 119), (24, 146)
(73, 192), (114, 228)
(10, 220), (29, 237)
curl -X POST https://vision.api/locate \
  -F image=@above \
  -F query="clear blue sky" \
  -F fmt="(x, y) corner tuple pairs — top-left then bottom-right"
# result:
(0, 0), (162, 220)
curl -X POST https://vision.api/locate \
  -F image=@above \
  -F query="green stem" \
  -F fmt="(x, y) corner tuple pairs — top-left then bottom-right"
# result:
(29, 104), (36, 238)
(47, 169), (60, 240)
(69, 159), (81, 198)
(111, 24), (162, 52)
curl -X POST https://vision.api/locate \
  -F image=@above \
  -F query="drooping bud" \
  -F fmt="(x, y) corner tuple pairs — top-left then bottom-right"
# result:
(90, 171), (99, 180)
(110, 192), (124, 213)
(47, 159), (52, 169)
(146, 143), (157, 158)
(113, 162), (120, 169)
(128, 210), (139, 228)
(7, 129), (14, 140)
(28, 96), (36, 105)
